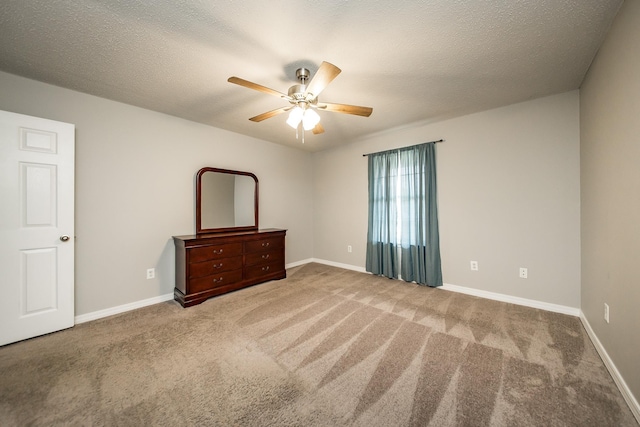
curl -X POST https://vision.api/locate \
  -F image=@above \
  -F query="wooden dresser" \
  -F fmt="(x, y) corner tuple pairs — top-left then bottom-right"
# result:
(173, 228), (286, 307)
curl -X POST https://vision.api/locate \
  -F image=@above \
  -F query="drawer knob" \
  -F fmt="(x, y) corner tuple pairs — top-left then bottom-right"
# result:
(213, 263), (223, 269)
(261, 242), (270, 247)
(262, 266), (270, 272)
(261, 254), (270, 260)
(213, 277), (224, 283)
(213, 249), (224, 254)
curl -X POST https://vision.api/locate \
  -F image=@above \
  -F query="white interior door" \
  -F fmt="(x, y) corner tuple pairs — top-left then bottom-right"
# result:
(0, 110), (75, 346)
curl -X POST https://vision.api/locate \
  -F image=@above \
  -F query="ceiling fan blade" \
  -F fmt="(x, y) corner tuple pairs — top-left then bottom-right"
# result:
(312, 123), (325, 135)
(228, 77), (288, 98)
(249, 106), (292, 122)
(305, 61), (341, 99)
(318, 102), (373, 117)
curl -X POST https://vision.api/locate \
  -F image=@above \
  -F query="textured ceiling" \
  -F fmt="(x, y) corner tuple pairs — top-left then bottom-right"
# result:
(0, 0), (623, 152)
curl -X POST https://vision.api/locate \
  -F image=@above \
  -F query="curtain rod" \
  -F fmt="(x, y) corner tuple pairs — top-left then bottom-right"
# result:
(362, 139), (444, 157)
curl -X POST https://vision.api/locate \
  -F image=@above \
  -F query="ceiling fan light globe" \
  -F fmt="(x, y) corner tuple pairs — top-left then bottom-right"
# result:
(286, 106), (304, 128)
(302, 109), (320, 130)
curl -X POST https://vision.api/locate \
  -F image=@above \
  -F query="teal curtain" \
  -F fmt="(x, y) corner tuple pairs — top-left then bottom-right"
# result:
(366, 143), (442, 287)
(366, 150), (399, 278)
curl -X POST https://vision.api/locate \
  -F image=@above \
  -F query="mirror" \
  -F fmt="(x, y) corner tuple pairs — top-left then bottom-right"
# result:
(196, 167), (258, 234)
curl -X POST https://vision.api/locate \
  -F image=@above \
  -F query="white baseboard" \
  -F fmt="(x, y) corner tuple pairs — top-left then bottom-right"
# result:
(579, 312), (640, 423)
(286, 258), (315, 269)
(74, 293), (174, 324)
(287, 258), (367, 272)
(441, 283), (580, 316)
(308, 258), (367, 273)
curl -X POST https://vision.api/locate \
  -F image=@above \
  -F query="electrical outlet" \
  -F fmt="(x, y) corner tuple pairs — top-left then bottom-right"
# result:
(519, 267), (528, 279)
(470, 261), (478, 271)
(146, 268), (155, 279)
(347, 245), (352, 253)
(604, 303), (609, 323)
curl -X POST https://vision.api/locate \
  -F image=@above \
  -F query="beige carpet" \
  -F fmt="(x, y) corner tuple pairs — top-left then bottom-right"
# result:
(0, 263), (636, 426)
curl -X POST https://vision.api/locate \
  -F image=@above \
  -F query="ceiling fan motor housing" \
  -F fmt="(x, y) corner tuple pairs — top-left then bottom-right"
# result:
(288, 84), (307, 100)
(288, 83), (316, 107)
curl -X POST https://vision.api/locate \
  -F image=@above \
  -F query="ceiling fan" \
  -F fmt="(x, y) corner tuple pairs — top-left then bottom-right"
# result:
(228, 61), (373, 139)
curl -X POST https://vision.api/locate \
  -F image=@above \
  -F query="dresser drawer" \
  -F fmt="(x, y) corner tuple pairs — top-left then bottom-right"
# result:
(245, 250), (284, 267)
(189, 269), (243, 293)
(189, 242), (242, 263)
(189, 256), (243, 279)
(245, 261), (284, 281)
(245, 236), (284, 254)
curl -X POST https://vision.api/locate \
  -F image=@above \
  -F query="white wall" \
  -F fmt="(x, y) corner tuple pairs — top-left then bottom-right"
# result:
(313, 91), (581, 308)
(0, 71), (314, 316)
(580, 0), (640, 406)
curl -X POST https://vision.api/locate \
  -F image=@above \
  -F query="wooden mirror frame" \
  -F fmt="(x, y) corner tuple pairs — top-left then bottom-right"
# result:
(195, 167), (259, 235)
